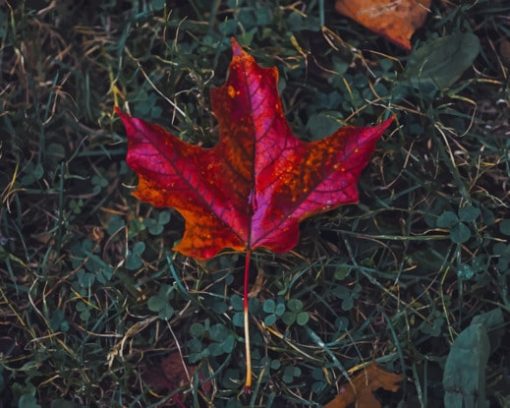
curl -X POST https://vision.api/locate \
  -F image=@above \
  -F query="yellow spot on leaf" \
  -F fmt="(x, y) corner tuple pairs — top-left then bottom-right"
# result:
(228, 85), (236, 98)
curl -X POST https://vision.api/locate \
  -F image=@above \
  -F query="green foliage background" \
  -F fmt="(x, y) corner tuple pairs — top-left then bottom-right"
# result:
(1, 0), (509, 407)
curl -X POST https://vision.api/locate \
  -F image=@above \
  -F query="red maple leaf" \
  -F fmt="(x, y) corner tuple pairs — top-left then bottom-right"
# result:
(117, 38), (393, 391)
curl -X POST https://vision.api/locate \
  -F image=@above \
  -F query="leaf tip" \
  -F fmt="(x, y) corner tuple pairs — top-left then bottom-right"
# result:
(374, 115), (395, 137)
(230, 37), (245, 57)
(115, 106), (130, 123)
(115, 107), (137, 139)
(114, 106), (126, 123)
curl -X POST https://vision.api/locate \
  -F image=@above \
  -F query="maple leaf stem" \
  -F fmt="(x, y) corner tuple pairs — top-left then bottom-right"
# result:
(243, 249), (252, 393)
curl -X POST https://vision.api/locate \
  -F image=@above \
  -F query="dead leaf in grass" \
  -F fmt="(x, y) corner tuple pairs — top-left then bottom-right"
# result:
(335, 0), (431, 50)
(325, 363), (403, 408)
(143, 352), (211, 407)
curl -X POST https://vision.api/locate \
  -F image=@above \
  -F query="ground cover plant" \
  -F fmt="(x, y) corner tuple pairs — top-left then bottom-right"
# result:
(1, 1), (509, 407)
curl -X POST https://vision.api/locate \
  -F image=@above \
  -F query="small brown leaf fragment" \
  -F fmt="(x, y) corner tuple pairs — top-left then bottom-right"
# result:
(248, 266), (266, 298)
(335, 0), (432, 51)
(142, 353), (190, 407)
(325, 363), (403, 408)
(89, 226), (104, 242)
(143, 352), (211, 407)
(500, 38), (510, 66)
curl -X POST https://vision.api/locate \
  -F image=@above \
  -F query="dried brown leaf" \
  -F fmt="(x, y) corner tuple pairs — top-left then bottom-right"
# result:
(335, 0), (432, 50)
(325, 363), (403, 408)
